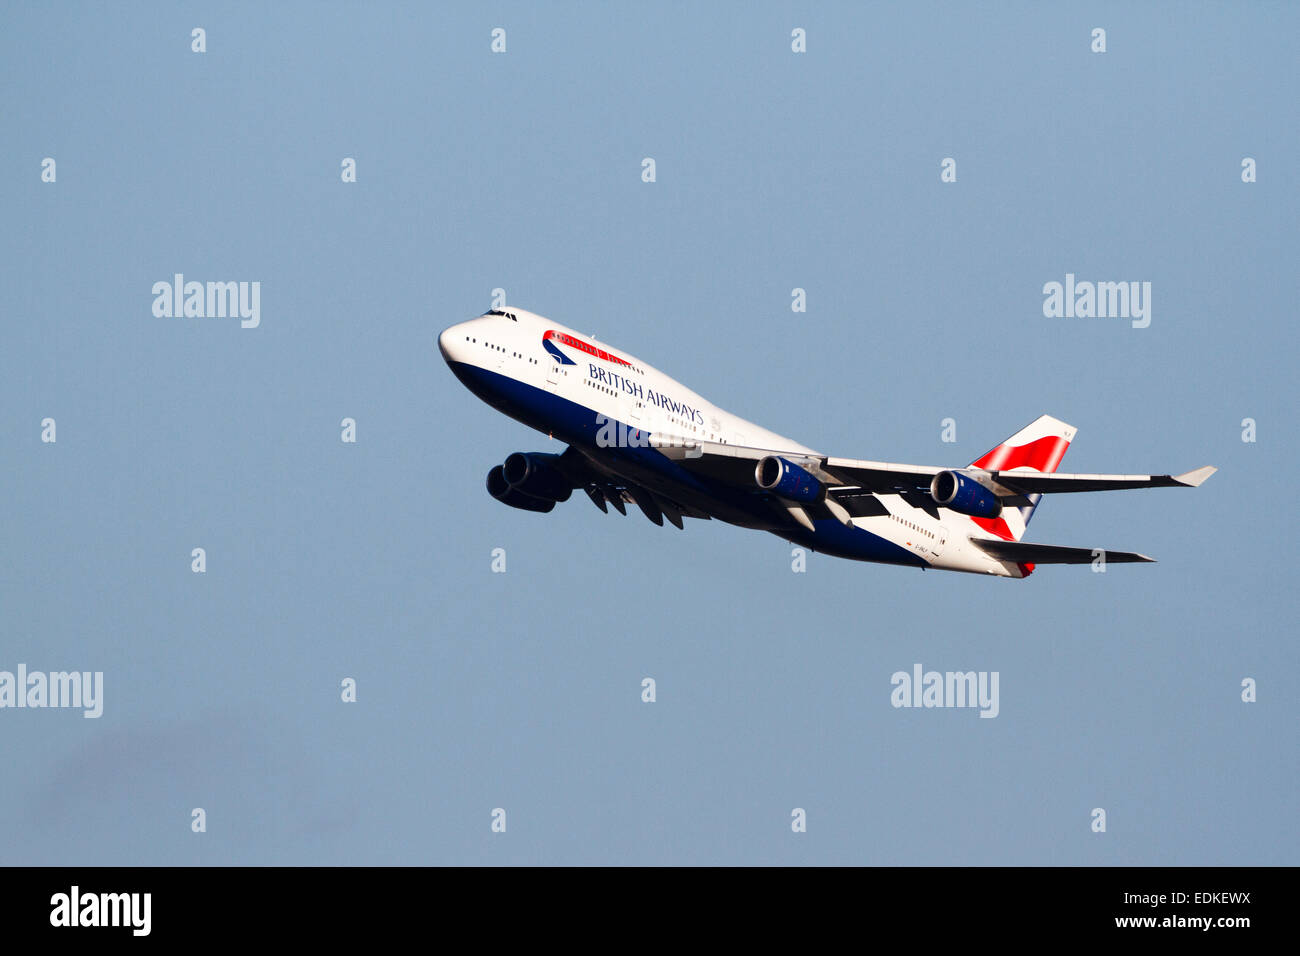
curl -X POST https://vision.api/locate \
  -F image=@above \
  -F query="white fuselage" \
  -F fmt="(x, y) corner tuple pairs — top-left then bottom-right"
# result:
(439, 308), (1031, 577)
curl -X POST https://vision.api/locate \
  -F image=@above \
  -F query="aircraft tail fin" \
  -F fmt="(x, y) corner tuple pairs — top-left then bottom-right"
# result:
(969, 415), (1077, 542)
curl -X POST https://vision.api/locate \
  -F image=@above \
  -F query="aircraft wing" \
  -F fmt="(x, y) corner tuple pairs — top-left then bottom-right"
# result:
(652, 436), (1215, 499)
(960, 465), (1217, 495)
(822, 458), (1216, 497)
(649, 437), (796, 478)
(554, 444), (712, 528)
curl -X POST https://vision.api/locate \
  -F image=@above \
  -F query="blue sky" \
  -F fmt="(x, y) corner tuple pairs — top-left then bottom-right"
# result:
(1, 2), (1294, 865)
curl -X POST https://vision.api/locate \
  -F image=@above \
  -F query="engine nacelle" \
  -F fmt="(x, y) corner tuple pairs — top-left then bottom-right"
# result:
(755, 456), (821, 503)
(502, 452), (572, 503)
(487, 464), (555, 513)
(930, 470), (1002, 518)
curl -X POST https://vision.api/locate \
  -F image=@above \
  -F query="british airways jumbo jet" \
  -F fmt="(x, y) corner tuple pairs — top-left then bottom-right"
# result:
(439, 307), (1215, 578)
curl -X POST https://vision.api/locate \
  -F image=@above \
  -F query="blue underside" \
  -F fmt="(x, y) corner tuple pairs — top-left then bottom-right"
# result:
(449, 360), (926, 567)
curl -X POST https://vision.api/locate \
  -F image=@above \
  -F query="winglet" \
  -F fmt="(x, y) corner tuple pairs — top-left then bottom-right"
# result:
(1174, 466), (1217, 487)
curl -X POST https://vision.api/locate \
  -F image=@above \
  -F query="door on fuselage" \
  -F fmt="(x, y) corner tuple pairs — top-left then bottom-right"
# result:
(619, 389), (644, 444)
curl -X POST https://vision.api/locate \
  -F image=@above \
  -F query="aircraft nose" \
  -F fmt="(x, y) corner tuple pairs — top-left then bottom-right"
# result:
(438, 322), (468, 363)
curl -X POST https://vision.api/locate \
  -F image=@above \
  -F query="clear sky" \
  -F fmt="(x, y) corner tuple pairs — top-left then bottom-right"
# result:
(1, 2), (1294, 865)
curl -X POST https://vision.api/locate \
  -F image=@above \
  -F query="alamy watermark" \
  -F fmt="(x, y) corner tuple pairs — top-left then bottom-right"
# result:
(152, 274), (260, 328)
(50, 886), (150, 936)
(890, 663), (999, 718)
(0, 665), (103, 718)
(1042, 273), (1151, 328)
(594, 413), (700, 456)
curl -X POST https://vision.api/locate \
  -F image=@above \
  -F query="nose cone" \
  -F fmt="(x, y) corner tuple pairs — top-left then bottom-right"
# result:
(438, 321), (470, 363)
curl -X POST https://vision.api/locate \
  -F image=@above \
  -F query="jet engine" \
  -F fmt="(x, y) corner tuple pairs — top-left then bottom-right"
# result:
(930, 470), (1002, 518)
(502, 452), (573, 503)
(486, 464), (555, 513)
(755, 456), (821, 503)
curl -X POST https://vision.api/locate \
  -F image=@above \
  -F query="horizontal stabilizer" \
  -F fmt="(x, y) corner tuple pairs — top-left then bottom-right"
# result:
(972, 538), (1155, 565)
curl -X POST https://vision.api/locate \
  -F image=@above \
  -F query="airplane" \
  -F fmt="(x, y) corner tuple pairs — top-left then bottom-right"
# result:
(439, 307), (1216, 578)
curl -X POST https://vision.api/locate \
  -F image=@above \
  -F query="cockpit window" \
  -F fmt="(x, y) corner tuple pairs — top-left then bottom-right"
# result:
(484, 309), (517, 321)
